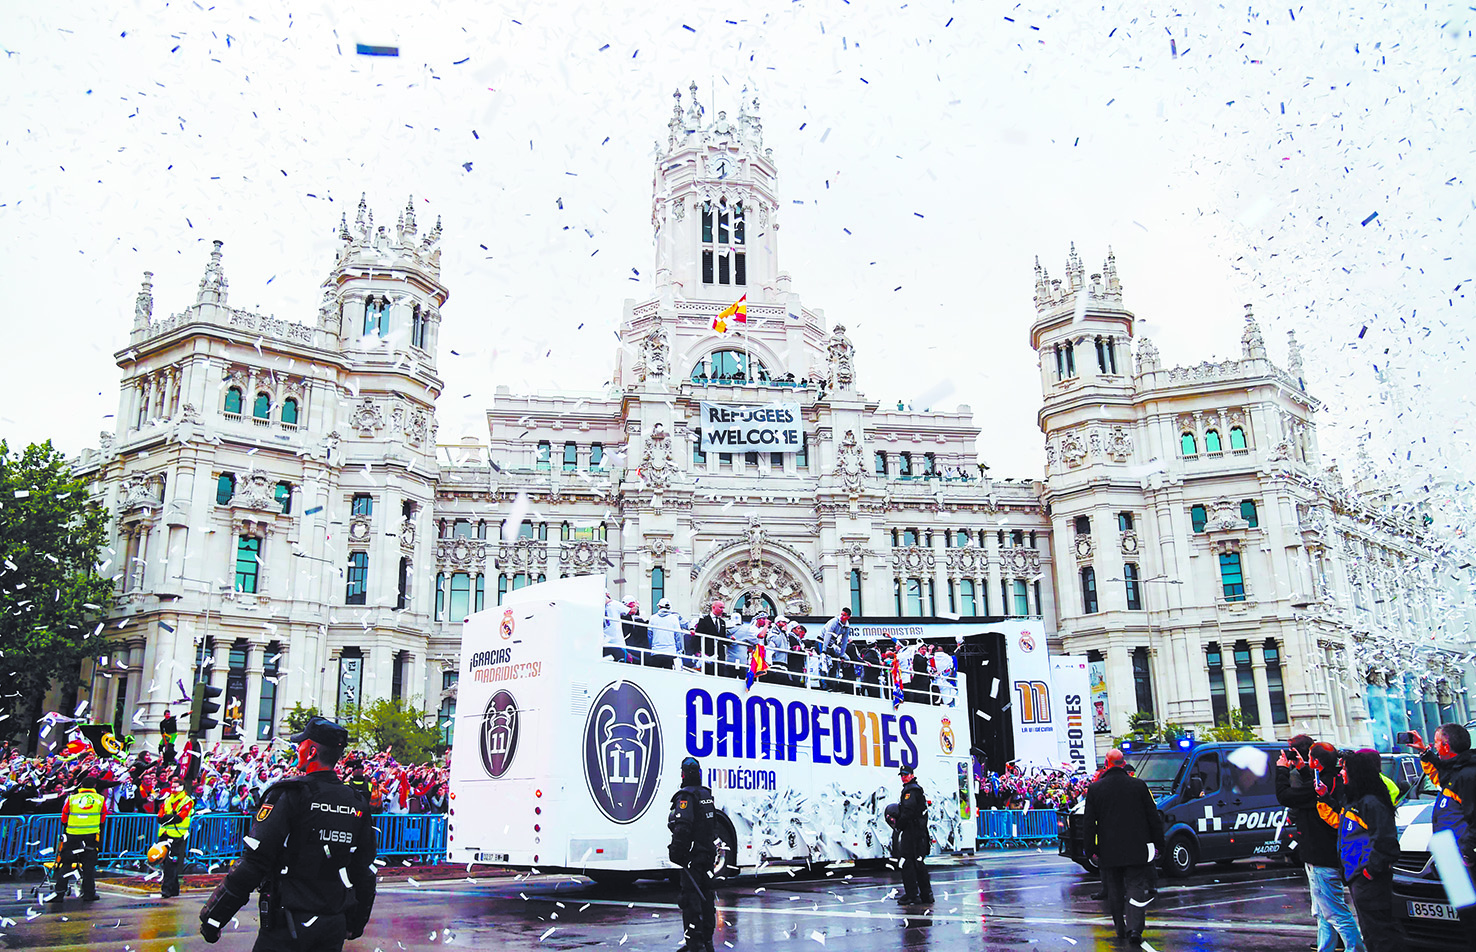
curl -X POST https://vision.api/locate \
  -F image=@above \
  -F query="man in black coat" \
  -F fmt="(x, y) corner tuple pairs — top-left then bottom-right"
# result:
(691, 601), (728, 676)
(1083, 749), (1165, 946)
(895, 765), (934, 905)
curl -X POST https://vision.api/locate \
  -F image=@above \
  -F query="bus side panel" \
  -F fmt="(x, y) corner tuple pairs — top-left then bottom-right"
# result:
(450, 578), (601, 868)
(681, 678), (972, 866)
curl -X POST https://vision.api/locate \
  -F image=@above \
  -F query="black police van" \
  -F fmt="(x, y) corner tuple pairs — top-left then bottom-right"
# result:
(1059, 740), (1294, 876)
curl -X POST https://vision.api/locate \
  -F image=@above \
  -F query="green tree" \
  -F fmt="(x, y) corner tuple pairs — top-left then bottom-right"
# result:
(1202, 708), (1259, 742)
(346, 698), (440, 764)
(282, 702), (321, 737)
(0, 441), (114, 750)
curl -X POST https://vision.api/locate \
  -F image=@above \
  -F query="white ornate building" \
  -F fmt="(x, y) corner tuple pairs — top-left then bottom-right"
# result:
(73, 85), (1470, 755)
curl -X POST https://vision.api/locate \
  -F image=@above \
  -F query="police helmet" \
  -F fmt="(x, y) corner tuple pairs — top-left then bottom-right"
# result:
(680, 756), (701, 785)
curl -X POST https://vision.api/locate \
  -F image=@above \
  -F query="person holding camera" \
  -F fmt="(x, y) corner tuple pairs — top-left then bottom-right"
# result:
(1316, 749), (1407, 952)
(1278, 739), (1365, 952)
(1406, 724), (1476, 950)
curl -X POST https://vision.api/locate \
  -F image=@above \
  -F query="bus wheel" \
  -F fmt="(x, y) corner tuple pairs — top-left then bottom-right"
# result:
(1163, 834), (1197, 878)
(1075, 855), (1099, 874)
(713, 813), (739, 879)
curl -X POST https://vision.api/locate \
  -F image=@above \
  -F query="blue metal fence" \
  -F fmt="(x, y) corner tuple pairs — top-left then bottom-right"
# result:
(0, 816), (26, 864)
(976, 809), (1060, 849)
(6, 812), (449, 873)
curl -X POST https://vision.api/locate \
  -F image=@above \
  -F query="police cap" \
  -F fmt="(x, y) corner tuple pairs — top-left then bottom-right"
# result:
(290, 716), (350, 750)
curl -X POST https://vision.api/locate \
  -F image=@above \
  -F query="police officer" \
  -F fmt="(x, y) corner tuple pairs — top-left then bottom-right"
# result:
(53, 771), (106, 904)
(895, 764), (933, 905)
(157, 773), (195, 898)
(667, 756), (716, 952)
(199, 716), (377, 950)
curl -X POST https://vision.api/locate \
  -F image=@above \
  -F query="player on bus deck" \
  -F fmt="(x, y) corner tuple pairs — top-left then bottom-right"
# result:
(648, 599), (689, 670)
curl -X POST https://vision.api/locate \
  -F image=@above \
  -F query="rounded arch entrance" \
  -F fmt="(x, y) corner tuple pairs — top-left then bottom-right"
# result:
(694, 550), (820, 620)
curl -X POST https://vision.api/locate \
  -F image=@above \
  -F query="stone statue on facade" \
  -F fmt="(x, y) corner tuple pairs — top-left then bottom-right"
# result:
(642, 324), (669, 380)
(826, 324), (855, 391)
(640, 424), (675, 490)
(835, 430), (865, 493)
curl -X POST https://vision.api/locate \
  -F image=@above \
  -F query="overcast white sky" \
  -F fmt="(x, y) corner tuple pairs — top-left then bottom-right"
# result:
(3, 2), (1471, 523)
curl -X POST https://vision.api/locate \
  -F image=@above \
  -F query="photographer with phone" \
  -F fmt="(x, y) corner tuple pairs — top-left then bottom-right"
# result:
(1278, 737), (1365, 952)
(1406, 724), (1476, 951)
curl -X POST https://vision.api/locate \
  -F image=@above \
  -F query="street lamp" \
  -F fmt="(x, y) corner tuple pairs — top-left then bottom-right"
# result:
(1105, 574), (1184, 736)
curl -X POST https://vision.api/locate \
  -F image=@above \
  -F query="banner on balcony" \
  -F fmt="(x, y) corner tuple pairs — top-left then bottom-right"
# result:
(697, 401), (803, 453)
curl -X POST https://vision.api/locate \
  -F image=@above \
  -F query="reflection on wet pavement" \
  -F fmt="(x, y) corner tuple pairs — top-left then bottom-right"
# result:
(2, 852), (1319, 951)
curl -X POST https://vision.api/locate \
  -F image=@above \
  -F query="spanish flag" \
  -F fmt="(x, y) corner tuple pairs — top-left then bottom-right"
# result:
(745, 641), (768, 691)
(712, 294), (748, 334)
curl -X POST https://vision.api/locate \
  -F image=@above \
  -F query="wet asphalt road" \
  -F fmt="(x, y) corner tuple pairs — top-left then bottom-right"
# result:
(2, 851), (1330, 952)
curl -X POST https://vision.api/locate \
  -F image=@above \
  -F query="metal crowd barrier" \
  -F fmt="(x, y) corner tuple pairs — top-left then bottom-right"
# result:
(6, 812), (450, 874)
(976, 809), (1060, 849)
(0, 816), (26, 864)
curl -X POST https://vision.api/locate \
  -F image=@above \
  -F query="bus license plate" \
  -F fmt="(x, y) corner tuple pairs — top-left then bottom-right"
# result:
(1407, 900), (1457, 920)
(475, 852), (510, 864)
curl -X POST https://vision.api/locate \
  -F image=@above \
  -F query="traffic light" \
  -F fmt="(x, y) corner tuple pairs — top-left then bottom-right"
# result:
(190, 681), (223, 736)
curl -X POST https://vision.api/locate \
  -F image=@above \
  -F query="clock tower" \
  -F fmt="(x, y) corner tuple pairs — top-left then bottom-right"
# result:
(651, 82), (782, 304)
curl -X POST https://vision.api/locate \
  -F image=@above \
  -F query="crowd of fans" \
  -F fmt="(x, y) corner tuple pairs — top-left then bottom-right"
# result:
(0, 735), (450, 817)
(974, 762), (1093, 811)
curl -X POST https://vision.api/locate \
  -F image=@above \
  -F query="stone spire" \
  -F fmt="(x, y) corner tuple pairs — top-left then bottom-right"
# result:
(1033, 256), (1050, 309)
(1065, 241), (1084, 291)
(1287, 330), (1305, 387)
(338, 212), (352, 242)
(1103, 247), (1121, 301)
(668, 87), (685, 147)
(354, 193), (369, 239)
(738, 85), (763, 149)
(134, 271), (154, 328)
(684, 80), (703, 132)
(402, 195), (417, 238)
(195, 240), (228, 305)
(1241, 304), (1266, 359)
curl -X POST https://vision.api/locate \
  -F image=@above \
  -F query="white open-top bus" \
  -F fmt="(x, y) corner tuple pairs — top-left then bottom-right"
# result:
(448, 575), (973, 882)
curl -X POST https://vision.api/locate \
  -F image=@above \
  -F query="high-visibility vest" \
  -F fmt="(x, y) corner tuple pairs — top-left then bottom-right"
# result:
(65, 790), (104, 836)
(159, 791), (194, 838)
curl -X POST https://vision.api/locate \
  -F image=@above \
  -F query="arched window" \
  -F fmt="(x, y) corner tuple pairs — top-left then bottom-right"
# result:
(216, 472), (236, 505)
(253, 393), (271, 420)
(1080, 567), (1099, 614)
(1205, 429), (1223, 453)
(650, 567), (665, 613)
(700, 198), (746, 286)
(692, 350), (769, 384)
(1181, 432), (1198, 456)
(411, 304), (427, 349)
(1229, 426), (1247, 450)
(224, 387), (243, 415)
(281, 397), (299, 426)
(735, 591), (776, 619)
(363, 296), (386, 337)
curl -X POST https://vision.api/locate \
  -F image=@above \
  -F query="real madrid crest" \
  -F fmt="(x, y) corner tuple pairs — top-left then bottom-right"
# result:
(1018, 631), (1036, 653)
(939, 717), (955, 755)
(500, 608), (515, 640)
